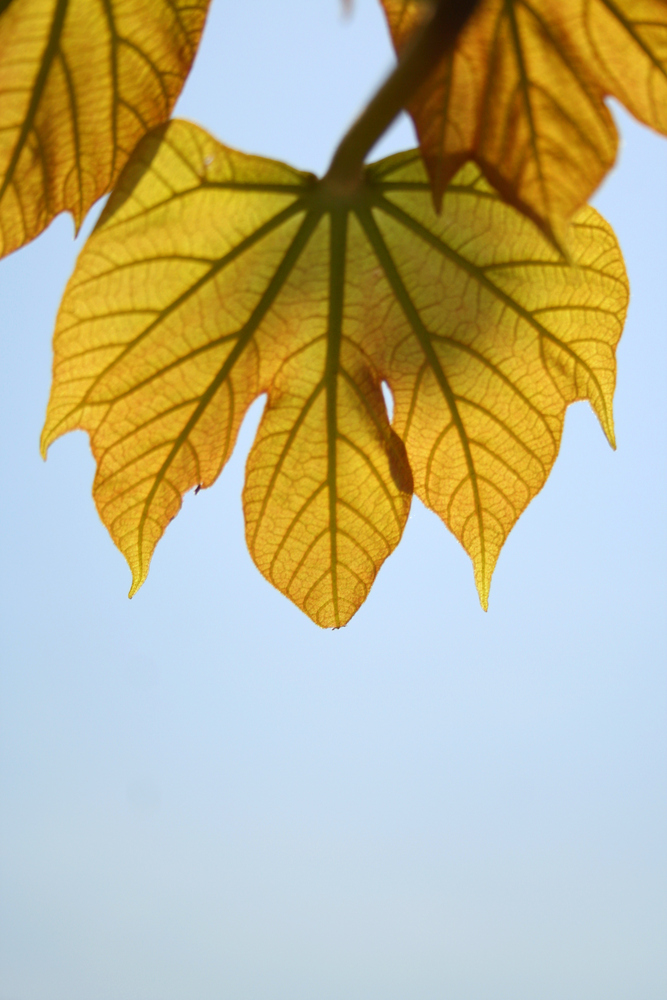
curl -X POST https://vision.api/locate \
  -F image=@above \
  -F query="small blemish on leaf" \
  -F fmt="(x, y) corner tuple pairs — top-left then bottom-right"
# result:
(387, 429), (413, 495)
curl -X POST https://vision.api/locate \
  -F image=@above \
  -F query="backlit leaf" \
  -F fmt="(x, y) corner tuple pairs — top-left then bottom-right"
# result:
(42, 122), (628, 626)
(380, 0), (667, 245)
(0, 0), (210, 258)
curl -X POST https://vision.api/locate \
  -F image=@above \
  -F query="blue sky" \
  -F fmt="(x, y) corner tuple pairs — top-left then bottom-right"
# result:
(1, 2), (666, 998)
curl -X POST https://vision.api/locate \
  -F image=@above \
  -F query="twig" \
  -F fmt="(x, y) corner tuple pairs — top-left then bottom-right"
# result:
(324, 0), (480, 190)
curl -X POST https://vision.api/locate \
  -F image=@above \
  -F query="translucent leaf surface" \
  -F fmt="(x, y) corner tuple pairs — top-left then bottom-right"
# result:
(380, 0), (667, 244)
(42, 122), (628, 626)
(0, 0), (210, 258)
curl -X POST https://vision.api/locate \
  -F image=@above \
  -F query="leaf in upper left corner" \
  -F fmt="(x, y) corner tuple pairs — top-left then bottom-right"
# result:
(0, 0), (210, 259)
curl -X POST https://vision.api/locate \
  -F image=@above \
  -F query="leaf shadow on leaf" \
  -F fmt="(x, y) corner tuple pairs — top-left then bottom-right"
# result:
(94, 126), (168, 233)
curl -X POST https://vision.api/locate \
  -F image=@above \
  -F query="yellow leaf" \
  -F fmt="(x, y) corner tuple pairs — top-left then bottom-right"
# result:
(0, 0), (210, 258)
(575, 0), (667, 134)
(380, 0), (667, 245)
(42, 122), (627, 626)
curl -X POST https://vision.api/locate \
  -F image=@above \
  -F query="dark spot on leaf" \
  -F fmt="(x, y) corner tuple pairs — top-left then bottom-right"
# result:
(387, 428), (413, 494)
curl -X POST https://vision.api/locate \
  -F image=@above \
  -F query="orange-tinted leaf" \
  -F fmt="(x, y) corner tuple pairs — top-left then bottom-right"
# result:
(42, 124), (627, 625)
(0, 0), (210, 258)
(574, 0), (667, 134)
(380, 0), (667, 245)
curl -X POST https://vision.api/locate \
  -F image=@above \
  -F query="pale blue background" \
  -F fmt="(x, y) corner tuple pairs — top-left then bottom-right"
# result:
(0, 2), (665, 998)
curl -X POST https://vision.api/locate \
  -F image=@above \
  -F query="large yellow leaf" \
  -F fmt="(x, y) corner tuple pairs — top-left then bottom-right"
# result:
(380, 0), (667, 245)
(0, 0), (210, 258)
(42, 122), (627, 626)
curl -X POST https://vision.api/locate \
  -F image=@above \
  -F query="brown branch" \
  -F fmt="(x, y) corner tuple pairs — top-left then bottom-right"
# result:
(324, 0), (480, 190)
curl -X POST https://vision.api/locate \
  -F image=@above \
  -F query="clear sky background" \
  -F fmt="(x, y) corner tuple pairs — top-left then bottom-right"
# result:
(0, 2), (666, 998)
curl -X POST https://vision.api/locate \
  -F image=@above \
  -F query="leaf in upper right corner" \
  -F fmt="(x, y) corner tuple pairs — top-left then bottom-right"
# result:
(379, 0), (667, 247)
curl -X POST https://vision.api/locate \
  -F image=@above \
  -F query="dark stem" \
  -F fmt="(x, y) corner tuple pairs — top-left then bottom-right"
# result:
(324, 0), (480, 190)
